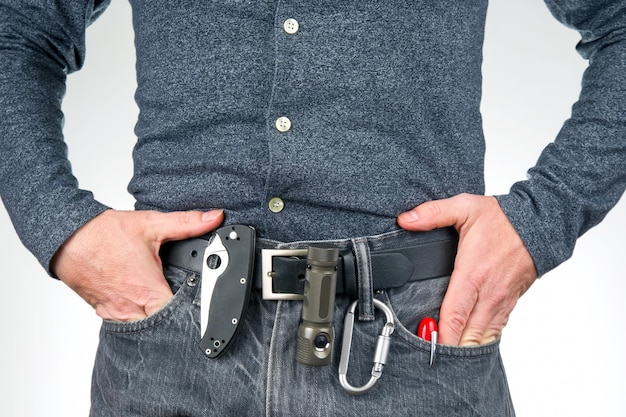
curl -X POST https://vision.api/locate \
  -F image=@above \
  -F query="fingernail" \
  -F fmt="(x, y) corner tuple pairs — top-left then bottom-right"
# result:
(202, 209), (224, 222)
(399, 210), (419, 223)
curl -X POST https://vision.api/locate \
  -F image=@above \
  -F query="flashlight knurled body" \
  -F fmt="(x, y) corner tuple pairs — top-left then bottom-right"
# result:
(296, 246), (339, 366)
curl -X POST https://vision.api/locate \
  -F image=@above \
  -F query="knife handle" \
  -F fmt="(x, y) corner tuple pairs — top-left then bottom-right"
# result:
(200, 225), (255, 358)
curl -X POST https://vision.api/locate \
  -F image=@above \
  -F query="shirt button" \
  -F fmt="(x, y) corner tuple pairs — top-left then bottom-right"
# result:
(283, 18), (299, 35)
(275, 116), (291, 133)
(268, 197), (285, 213)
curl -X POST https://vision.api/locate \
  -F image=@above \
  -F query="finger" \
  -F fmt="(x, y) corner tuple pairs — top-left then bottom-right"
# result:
(439, 266), (520, 346)
(458, 287), (517, 346)
(458, 301), (511, 346)
(93, 268), (174, 322)
(456, 269), (526, 346)
(437, 271), (477, 346)
(144, 209), (224, 243)
(397, 194), (472, 231)
(96, 299), (148, 322)
(143, 286), (174, 318)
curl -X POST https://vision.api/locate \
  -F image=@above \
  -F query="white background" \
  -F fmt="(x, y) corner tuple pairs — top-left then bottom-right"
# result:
(1, 1), (624, 416)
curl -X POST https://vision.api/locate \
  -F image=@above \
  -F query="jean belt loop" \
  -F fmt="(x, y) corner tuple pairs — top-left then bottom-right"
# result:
(351, 237), (375, 321)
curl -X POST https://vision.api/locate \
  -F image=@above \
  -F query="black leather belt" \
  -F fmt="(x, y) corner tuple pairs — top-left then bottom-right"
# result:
(160, 233), (457, 300)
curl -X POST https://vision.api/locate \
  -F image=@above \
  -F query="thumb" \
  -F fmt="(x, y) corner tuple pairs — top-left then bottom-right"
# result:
(145, 209), (225, 243)
(397, 194), (470, 231)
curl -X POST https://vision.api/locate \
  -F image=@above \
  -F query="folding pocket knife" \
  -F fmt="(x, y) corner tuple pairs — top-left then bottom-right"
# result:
(199, 225), (255, 358)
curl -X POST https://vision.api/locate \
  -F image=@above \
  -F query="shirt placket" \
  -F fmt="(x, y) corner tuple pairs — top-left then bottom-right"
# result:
(265, 4), (304, 216)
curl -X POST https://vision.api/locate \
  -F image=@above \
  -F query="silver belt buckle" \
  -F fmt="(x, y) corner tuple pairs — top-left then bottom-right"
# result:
(260, 248), (308, 300)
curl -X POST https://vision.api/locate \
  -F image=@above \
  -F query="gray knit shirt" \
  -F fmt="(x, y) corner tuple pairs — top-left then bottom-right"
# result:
(1, 0), (625, 276)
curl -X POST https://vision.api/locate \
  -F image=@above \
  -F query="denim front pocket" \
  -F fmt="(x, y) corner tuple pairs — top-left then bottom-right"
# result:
(92, 266), (210, 416)
(375, 277), (515, 416)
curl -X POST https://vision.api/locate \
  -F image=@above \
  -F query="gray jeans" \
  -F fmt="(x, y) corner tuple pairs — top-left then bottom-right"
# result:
(90, 231), (514, 416)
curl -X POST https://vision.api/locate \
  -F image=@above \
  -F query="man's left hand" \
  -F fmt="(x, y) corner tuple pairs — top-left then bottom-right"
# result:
(397, 194), (537, 346)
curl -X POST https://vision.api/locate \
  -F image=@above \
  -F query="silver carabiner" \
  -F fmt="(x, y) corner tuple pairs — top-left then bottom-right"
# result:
(338, 298), (395, 395)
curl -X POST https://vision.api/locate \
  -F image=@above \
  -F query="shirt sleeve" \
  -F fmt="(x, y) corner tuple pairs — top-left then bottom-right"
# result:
(496, 0), (626, 276)
(0, 0), (111, 275)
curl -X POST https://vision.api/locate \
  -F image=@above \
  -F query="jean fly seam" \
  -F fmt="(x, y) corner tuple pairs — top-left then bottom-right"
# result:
(265, 299), (282, 417)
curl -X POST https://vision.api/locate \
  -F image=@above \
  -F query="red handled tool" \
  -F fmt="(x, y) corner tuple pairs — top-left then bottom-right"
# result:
(417, 317), (438, 367)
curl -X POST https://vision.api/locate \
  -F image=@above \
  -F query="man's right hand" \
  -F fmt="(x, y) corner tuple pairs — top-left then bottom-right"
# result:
(50, 209), (224, 322)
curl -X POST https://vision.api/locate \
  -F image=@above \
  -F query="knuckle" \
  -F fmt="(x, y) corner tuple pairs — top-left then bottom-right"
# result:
(460, 332), (482, 346)
(422, 200), (444, 218)
(175, 210), (195, 225)
(148, 210), (194, 243)
(463, 269), (487, 291)
(445, 309), (468, 333)
(457, 193), (480, 212)
(138, 211), (161, 238)
(486, 286), (509, 306)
